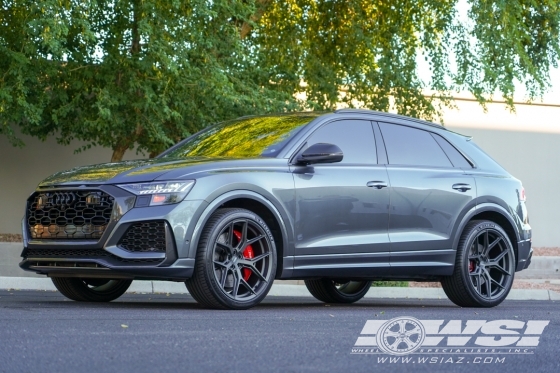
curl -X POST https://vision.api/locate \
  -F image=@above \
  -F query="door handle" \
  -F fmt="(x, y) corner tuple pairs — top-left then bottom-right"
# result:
(452, 183), (472, 192)
(367, 181), (388, 189)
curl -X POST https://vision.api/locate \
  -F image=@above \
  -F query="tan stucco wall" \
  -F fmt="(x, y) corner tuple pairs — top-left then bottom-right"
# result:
(0, 134), (143, 234)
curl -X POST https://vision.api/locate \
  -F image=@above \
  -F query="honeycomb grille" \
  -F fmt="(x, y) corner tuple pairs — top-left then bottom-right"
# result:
(27, 190), (114, 239)
(118, 221), (167, 252)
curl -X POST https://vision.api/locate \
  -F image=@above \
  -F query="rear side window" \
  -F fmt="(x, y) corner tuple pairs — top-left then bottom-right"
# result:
(305, 120), (377, 164)
(379, 122), (452, 167)
(431, 133), (472, 168)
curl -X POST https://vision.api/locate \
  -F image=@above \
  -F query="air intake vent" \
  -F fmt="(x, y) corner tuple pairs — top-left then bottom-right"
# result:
(118, 221), (167, 253)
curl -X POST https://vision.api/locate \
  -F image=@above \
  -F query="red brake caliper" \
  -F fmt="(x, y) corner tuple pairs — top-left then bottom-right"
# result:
(469, 260), (475, 272)
(233, 230), (254, 281)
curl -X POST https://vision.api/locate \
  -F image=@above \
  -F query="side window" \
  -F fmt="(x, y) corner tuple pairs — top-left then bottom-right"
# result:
(431, 133), (472, 168)
(305, 120), (377, 164)
(379, 122), (452, 167)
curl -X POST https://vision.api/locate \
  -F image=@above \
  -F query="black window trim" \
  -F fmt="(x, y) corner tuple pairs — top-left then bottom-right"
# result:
(430, 132), (475, 169)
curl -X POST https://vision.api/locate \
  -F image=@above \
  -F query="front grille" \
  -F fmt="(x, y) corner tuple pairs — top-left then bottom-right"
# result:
(118, 221), (166, 253)
(27, 190), (114, 239)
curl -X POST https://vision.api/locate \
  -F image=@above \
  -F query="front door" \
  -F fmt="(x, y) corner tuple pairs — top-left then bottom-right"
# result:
(292, 119), (391, 277)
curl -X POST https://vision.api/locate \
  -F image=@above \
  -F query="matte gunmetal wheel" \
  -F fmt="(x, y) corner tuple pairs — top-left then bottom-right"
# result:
(442, 220), (515, 307)
(186, 208), (276, 310)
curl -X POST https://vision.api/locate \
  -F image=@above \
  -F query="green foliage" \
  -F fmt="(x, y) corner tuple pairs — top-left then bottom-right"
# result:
(1, 0), (559, 160)
(0, 0), (298, 160)
(371, 281), (409, 288)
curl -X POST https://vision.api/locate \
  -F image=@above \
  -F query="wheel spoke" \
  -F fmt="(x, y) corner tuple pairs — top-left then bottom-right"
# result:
(213, 260), (230, 269)
(250, 252), (270, 263)
(482, 230), (490, 256)
(227, 221), (235, 247)
(389, 338), (403, 350)
(231, 270), (241, 299)
(490, 277), (506, 290)
(237, 219), (248, 250)
(243, 264), (268, 282)
(403, 337), (415, 347)
(240, 277), (257, 295)
(216, 241), (233, 254)
(405, 327), (421, 337)
(246, 234), (265, 246)
(484, 271), (492, 297)
(385, 331), (401, 338)
(398, 320), (407, 333)
(487, 262), (510, 276)
(489, 249), (508, 264)
(487, 236), (502, 252)
(219, 267), (229, 288)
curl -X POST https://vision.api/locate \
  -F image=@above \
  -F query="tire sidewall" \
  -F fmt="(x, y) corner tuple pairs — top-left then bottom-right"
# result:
(330, 280), (371, 302)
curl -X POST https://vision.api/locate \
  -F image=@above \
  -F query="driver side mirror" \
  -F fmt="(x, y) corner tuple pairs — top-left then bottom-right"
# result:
(296, 143), (343, 165)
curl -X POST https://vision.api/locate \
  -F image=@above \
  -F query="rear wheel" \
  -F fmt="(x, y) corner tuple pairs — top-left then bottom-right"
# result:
(51, 277), (132, 302)
(185, 208), (277, 310)
(442, 220), (515, 307)
(304, 279), (372, 303)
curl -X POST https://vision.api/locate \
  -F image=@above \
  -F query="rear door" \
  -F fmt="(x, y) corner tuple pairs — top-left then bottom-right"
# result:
(377, 122), (476, 273)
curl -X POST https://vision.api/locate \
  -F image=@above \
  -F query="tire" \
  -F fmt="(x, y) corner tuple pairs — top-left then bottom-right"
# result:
(304, 279), (372, 303)
(51, 278), (132, 302)
(185, 208), (277, 310)
(442, 220), (516, 308)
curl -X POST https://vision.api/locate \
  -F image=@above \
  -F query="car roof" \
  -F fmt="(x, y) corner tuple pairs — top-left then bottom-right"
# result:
(333, 108), (446, 130)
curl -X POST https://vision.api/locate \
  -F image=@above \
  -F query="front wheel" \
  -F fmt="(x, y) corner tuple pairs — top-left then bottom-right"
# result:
(51, 278), (132, 302)
(185, 208), (277, 310)
(442, 220), (516, 307)
(304, 279), (372, 303)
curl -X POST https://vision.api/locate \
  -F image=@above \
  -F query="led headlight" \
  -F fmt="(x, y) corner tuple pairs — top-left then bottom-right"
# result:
(117, 180), (195, 206)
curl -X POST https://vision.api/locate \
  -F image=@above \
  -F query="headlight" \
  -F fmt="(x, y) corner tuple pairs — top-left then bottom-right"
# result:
(117, 180), (195, 206)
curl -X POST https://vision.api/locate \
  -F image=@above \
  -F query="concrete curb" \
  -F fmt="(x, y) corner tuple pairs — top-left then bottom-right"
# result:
(0, 276), (558, 301)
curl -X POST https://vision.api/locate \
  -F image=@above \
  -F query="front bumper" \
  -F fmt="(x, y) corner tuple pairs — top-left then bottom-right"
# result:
(20, 185), (207, 280)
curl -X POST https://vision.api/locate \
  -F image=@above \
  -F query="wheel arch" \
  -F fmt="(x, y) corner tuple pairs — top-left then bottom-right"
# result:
(453, 204), (520, 266)
(189, 190), (293, 279)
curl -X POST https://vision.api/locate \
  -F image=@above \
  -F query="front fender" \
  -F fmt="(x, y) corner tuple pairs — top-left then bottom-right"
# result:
(187, 189), (294, 268)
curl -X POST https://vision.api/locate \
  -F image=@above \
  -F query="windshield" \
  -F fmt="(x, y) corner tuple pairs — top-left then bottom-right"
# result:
(161, 114), (319, 159)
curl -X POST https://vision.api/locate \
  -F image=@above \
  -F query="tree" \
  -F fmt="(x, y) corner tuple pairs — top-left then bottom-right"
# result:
(1, 0), (559, 161)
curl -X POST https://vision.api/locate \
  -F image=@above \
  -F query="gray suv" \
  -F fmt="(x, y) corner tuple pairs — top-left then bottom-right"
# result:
(20, 109), (532, 309)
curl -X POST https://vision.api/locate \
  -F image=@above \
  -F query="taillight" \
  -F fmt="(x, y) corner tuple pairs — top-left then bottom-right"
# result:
(520, 187), (526, 202)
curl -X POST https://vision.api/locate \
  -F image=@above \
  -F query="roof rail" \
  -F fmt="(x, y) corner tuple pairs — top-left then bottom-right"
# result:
(334, 108), (444, 129)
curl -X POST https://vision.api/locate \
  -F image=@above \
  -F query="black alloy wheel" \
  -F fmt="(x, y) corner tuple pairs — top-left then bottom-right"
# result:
(51, 277), (132, 302)
(304, 279), (372, 303)
(442, 220), (515, 307)
(186, 208), (276, 310)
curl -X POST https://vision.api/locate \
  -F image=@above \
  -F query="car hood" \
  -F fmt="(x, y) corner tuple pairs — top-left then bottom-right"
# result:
(38, 157), (235, 187)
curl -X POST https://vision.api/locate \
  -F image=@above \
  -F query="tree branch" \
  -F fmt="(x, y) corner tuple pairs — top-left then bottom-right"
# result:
(240, 0), (271, 39)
